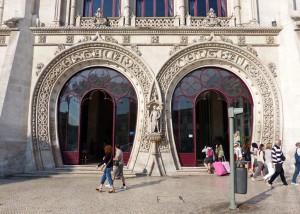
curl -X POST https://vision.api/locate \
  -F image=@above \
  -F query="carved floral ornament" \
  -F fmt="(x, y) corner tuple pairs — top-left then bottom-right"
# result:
(157, 42), (281, 145)
(32, 43), (154, 151)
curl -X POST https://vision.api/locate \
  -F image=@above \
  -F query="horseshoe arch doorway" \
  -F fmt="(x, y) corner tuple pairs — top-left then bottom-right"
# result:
(57, 67), (138, 165)
(172, 67), (253, 166)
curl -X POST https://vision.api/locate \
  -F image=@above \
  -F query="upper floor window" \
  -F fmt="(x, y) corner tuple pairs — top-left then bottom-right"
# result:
(136, 0), (174, 17)
(189, 0), (227, 17)
(84, 0), (121, 17)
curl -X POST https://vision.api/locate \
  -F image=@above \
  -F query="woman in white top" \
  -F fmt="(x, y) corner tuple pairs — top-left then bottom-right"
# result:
(263, 143), (275, 181)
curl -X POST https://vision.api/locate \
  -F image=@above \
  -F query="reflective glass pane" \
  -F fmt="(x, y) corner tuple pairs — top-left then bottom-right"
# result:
(209, 0), (218, 14)
(189, 0), (195, 16)
(156, 0), (165, 17)
(145, 0), (154, 17)
(197, 0), (206, 16)
(103, 0), (113, 17)
(179, 100), (194, 153)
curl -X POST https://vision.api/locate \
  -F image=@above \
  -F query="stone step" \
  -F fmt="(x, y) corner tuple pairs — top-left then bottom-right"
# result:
(14, 166), (209, 177)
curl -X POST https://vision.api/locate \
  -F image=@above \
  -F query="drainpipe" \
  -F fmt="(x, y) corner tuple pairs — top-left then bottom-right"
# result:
(0, 0), (5, 26)
(179, 0), (185, 26)
(70, 0), (76, 26)
(234, 0), (241, 26)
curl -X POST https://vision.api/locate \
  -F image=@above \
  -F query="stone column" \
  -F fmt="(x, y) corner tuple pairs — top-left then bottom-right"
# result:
(65, 0), (70, 25)
(234, 0), (241, 26)
(70, 0), (76, 26)
(54, 0), (62, 26)
(250, 0), (259, 25)
(0, 0), (5, 26)
(179, 0), (185, 26)
(124, 0), (130, 26)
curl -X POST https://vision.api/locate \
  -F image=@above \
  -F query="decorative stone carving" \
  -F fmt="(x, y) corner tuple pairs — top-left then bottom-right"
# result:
(238, 36), (246, 45)
(169, 44), (180, 56)
(151, 36), (159, 43)
(0, 36), (6, 44)
(54, 44), (66, 55)
(203, 8), (221, 27)
(38, 35), (46, 43)
(123, 35), (130, 43)
(66, 35), (74, 43)
(246, 45), (258, 56)
(93, 8), (107, 27)
(266, 36), (275, 44)
(105, 35), (118, 44)
(193, 33), (232, 44)
(268, 63), (277, 77)
(36, 63), (44, 76)
(131, 44), (142, 56)
(220, 35), (233, 44)
(78, 35), (91, 43)
(180, 36), (188, 45)
(159, 135), (170, 153)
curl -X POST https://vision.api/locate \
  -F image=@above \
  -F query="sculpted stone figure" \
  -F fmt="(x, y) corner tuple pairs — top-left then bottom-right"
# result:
(150, 105), (161, 133)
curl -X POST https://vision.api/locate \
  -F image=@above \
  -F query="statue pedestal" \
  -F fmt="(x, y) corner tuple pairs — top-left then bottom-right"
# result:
(147, 133), (164, 176)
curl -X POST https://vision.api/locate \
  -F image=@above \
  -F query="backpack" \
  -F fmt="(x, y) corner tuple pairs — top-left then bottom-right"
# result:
(207, 148), (213, 158)
(295, 149), (300, 164)
(259, 150), (266, 162)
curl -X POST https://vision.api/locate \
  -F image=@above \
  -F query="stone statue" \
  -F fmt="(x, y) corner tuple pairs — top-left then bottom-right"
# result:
(150, 105), (161, 133)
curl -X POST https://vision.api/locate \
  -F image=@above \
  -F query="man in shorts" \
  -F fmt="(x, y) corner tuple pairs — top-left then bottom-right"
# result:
(112, 144), (126, 190)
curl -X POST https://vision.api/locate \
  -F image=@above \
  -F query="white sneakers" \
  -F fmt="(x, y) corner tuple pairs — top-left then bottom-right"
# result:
(119, 185), (127, 190)
(291, 182), (299, 186)
(105, 184), (112, 188)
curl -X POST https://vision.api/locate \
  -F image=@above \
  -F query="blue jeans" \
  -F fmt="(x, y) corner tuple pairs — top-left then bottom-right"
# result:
(101, 167), (113, 186)
(292, 164), (300, 183)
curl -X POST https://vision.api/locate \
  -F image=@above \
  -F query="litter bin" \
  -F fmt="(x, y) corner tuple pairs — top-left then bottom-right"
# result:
(235, 160), (248, 194)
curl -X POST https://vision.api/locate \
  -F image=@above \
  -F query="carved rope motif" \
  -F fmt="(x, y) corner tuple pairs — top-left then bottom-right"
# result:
(32, 43), (153, 150)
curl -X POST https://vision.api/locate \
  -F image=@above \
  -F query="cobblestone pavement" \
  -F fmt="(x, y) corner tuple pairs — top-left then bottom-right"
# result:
(0, 173), (299, 214)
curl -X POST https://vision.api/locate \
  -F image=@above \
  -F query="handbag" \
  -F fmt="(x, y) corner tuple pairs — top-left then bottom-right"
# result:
(98, 163), (107, 172)
(98, 155), (112, 172)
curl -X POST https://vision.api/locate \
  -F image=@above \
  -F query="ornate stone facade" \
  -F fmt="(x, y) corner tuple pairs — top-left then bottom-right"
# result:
(1, 0), (299, 177)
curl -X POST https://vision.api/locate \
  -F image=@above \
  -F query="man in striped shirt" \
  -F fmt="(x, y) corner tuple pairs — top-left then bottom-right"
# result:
(267, 139), (288, 187)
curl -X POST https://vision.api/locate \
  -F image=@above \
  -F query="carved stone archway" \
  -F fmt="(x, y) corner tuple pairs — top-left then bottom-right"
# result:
(31, 41), (155, 170)
(157, 42), (282, 169)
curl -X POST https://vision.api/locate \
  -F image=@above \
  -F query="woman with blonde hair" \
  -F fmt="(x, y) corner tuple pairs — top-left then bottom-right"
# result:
(96, 145), (115, 193)
(263, 143), (275, 182)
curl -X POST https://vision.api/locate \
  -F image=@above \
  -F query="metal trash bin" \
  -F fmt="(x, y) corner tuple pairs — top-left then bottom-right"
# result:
(235, 160), (248, 194)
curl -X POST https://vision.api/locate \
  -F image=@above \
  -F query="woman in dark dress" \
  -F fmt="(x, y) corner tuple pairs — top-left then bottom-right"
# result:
(96, 145), (115, 193)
